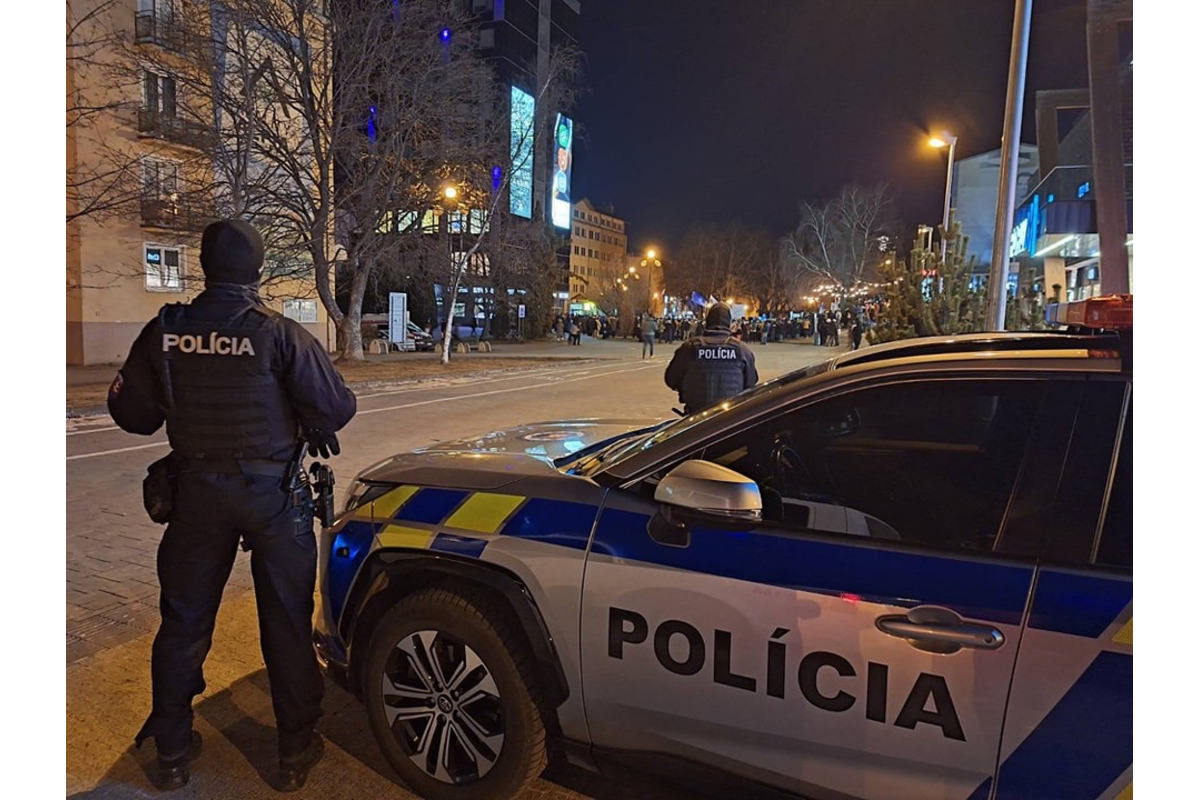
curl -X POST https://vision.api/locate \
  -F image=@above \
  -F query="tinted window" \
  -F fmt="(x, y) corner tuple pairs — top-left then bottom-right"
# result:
(701, 379), (1044, 552)
(1096, 399), (1132, 569)
(997, 378), (1126, 565)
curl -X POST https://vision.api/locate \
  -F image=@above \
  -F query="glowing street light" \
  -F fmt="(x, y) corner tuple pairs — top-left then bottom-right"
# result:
(929, 131), (958, 257)
(443, 185), (458, 200)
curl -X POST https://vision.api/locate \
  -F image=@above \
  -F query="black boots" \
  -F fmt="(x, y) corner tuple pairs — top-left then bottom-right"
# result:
(276, 732), (325, 792)
(146, 728), (324, 792)
(153, 730), (203, 791)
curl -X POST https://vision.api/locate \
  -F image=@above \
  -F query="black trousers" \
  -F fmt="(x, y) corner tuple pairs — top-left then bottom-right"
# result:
(135, 470), (323, 758)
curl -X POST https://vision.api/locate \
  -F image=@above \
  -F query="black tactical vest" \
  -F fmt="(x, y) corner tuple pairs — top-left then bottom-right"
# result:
(680, 332), (749, 413)
(159, 301), (298, 461)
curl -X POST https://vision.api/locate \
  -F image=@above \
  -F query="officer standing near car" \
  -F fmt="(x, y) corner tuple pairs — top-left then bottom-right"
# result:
(107, 219), (358, 793)
(664, 301), (758, 414)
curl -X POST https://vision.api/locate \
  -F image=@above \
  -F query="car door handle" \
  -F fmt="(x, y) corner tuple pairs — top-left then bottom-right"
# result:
(876, 610), (1005, 654)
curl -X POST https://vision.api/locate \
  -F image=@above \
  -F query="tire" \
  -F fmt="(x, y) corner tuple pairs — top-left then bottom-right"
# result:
(363, 588), (548, 800)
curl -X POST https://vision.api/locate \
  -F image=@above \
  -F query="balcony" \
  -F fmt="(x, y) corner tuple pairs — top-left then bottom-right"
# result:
(137, 110), (216, 149)
(140, 194), (215, 232)
(134, 11), (184, 51)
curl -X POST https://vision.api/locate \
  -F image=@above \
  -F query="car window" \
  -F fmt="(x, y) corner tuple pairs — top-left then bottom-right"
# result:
(1096, 398), (1132, 569)
(696, 378), (1046, 553)
(994, 378), (1127, 565)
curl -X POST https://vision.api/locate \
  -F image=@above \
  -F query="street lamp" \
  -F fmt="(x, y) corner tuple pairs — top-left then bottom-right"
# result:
(639, 248), (661, 314)
(440, 183), (460, 336)
(929, 132), (958, 257)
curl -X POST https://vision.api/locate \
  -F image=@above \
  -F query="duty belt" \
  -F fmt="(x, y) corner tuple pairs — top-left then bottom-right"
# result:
(176, 456), (292, 478)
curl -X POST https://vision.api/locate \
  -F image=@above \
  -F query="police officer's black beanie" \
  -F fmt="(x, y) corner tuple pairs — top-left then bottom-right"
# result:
(706, 302), (733, 330)
(200, 219), (264, 285)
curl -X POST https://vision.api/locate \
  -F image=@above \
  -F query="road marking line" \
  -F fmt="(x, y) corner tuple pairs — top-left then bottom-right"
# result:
(66, 361), (658, 461)
(356, 363), (657, 417)
(67, 359), (645, 436)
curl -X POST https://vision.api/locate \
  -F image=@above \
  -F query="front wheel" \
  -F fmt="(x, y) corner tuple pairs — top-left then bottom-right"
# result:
(363, 588), (548, 800)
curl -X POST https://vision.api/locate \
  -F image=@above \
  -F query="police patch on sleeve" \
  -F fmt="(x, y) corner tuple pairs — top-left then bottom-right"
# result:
(109, 371), (124, 398)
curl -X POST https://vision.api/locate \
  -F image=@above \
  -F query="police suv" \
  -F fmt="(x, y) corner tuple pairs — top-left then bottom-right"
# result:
(314, 295), (1133, 800)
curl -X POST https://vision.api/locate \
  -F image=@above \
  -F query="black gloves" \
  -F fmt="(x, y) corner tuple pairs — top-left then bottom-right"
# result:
(305, 430), (341, 459)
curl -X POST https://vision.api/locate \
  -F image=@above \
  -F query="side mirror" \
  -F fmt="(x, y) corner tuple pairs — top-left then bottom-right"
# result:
(654, 460), (762, 522)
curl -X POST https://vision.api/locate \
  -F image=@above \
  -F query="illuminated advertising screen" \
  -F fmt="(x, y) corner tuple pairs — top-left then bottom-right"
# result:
(509, 86), (535, 218)
(551, 113), (573, 229)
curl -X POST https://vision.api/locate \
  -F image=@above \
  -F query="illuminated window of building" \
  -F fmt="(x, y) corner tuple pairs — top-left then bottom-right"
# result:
(396, 211), (419, 232)
(145, 244), (183, 291)
(283, 299), (318, 323)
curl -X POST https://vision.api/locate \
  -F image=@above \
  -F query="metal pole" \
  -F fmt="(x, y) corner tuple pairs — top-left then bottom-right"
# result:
(940, 137), (956, 260)
(986, 0), (1033, 331)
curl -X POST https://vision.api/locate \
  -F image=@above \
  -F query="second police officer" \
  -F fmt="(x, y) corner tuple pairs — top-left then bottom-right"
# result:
(107, 219), (358, 792)
(664, 301), (758, 414)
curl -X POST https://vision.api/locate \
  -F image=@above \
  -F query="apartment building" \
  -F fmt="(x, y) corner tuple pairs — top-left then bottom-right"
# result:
(66, 0), (332, 365)
(567, 197), (627, 310)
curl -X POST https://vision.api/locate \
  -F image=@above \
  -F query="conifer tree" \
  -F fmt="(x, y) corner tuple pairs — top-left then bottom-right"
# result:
(868, 212), (985, 343)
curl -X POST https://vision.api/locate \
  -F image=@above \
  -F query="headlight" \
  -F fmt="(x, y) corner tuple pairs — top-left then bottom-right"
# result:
(344, 480), (394, 513)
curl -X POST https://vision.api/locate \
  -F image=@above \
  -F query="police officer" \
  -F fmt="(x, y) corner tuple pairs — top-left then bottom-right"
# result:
(107, 219), (357, 792)
(664, 302), (758, 414)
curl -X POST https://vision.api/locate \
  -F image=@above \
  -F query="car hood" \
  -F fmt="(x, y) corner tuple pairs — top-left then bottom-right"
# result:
(355, 418), (661, 490)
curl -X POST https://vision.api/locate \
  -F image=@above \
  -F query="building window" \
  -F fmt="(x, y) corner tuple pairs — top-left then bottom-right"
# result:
(145, 244), (183, 291)
(478, 27), (494, 48)
(143, 69), (177, 116)
(142, 157), (179, 199)
(283, 299), (319, 323)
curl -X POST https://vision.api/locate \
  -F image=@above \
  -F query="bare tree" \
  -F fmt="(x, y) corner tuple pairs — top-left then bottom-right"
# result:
(429, 43), (583, 363)
(82, 0), (509, 361)
(746, 236), (802, 316)
(67, 0), (155, 228)
(665, 222), (766, 304)
(785, 183), (898, 292)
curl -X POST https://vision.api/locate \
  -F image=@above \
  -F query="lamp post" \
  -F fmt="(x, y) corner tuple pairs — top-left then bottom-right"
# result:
(440, 184), (459, 346)
(929, 132), (958, 258)
(640, 248), (661, 315)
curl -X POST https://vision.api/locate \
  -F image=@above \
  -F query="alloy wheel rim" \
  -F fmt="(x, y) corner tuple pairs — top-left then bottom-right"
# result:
(381, 629), (505, 784)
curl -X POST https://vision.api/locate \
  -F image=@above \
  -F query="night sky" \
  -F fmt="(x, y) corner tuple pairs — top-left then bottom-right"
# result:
(571, 0), (1095, 254)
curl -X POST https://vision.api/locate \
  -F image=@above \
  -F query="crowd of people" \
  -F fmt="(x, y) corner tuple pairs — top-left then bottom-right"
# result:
(551, 304), (881, 352)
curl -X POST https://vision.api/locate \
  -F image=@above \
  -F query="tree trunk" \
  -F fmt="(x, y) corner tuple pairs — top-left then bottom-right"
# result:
(336, 264), (371, 363)
(440, 267), (463, 365)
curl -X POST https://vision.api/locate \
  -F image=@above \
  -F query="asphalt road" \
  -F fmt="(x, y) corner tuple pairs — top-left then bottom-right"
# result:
(65, 337), (846, 799)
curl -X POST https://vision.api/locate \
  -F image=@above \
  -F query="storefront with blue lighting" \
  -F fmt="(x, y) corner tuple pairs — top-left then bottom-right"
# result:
(1007, 166), (1133, 304)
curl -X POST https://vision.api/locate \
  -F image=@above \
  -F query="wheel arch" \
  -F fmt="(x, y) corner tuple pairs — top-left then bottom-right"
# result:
(341, 551), (571, 712)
